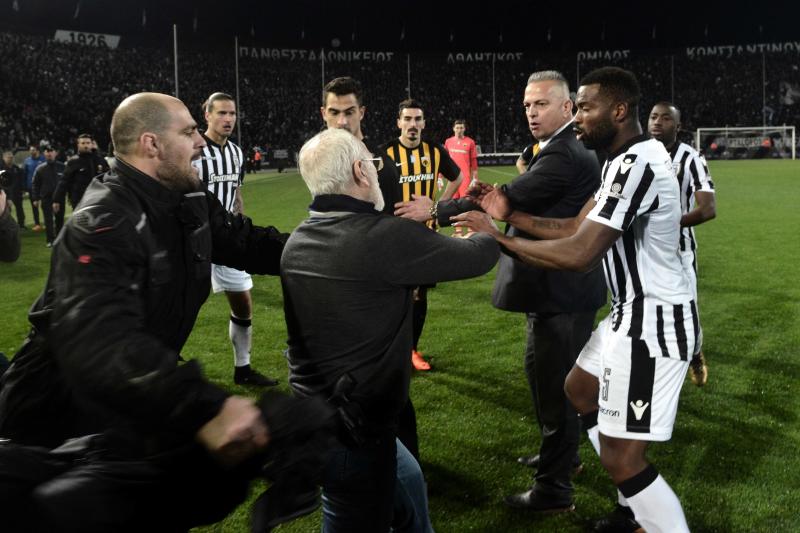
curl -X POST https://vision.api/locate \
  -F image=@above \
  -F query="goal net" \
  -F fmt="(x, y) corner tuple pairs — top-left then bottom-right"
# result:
(695, 126), (796, 160)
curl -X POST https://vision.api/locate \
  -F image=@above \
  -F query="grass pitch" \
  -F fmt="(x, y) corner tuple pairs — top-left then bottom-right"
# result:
(1, 161), (798, 532)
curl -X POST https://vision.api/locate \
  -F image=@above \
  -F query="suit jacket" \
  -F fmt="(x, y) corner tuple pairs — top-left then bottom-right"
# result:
(439, 125), (606, 313)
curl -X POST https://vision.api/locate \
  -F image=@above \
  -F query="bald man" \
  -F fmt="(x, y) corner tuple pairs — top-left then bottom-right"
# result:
(0, 93), (288, 530)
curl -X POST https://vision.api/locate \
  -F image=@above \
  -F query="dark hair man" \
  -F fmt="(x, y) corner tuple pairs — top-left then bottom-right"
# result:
(648, 101), (716, 387)
(0, 92), (288, 531)
(395, 70), (606, 514)
(381, 99), (465, 371)
(456, 66), (694, 533)
(53, 133), (110, 215)
(31, 146), (65, 247)
(23, 144), (45, 231)
(282, 128), (499, 532)
(0, 150), (25, 227)
(320, 77), (399, 216)
(193, 92), (278, 387)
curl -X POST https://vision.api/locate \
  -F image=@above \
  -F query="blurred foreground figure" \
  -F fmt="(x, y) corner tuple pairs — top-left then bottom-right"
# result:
(0, 92), (294, 532)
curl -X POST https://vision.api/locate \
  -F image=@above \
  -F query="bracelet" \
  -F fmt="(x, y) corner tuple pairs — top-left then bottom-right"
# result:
(429, 201), (438, 221)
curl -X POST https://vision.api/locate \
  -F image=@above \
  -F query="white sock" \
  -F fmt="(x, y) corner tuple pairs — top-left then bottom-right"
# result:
(230, 315), (252, 367)
(622, 467), (689, 533)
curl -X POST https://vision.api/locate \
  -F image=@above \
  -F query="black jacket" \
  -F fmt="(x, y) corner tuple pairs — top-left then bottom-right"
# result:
(54, 152), (110, 208)
(0, 201), (20, 262)
(32, 160), (65, 201)
(0, 158), (287, 451)
(0, 162), (24, 197)
(439, 125), (607, 313)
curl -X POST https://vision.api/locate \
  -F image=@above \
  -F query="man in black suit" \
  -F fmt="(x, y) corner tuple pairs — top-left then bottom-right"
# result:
(395, 70), (606, 513)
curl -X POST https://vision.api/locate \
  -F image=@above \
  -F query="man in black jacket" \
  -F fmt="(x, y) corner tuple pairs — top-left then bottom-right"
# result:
(0, 151), (25, 227)
(0, 189), (19, 263)
(53, 133), (109, 214)
(395, 71), (607, 513)
(31, 146), (65, 246)
(0, 92), (288, 531)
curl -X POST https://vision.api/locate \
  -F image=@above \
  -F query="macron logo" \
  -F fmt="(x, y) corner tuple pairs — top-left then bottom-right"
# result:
(630, 400), (650, 421)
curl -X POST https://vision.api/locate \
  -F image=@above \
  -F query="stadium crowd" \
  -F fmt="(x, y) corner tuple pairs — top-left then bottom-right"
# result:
(2, 31), (799, 158)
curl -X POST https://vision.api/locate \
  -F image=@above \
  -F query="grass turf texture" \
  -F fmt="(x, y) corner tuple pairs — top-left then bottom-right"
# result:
(1, 161), (798, 532)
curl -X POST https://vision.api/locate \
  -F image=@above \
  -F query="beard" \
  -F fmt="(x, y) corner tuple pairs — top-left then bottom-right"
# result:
(578, 117), (616, 151)
(157, 158), (201, 193)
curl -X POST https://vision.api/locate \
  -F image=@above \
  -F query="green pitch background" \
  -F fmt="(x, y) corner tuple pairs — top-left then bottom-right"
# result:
(1, 161), (798, 532)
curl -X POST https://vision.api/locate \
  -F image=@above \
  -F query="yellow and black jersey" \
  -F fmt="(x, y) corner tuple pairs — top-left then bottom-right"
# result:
(379, 139), (461, 208)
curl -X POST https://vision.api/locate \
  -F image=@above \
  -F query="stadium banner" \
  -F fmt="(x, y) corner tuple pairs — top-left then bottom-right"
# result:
(686, 42), (800, 58)
(239, 47), (395, 61)
(54, 30), (120, 49)
(446, 52), (523, 62)
(477, 153), (519, 166)
(577, 49), (631, 61)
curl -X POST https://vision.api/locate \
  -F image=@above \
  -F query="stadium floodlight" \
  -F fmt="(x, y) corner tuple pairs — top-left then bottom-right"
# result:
(695, 125), (796, 160)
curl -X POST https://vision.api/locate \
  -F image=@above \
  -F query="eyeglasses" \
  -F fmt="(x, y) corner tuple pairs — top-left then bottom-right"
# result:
(360, 157), (384, 171)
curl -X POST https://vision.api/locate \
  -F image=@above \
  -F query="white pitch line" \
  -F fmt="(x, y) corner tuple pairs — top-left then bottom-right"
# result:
(481, 167), (518, 178)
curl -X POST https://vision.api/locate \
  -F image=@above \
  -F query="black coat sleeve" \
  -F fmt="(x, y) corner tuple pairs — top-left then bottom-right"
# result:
(206, 190), (288, 275)
(436, 197), (481, 227)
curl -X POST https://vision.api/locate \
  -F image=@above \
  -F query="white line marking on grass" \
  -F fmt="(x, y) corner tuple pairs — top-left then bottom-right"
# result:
(481, 167), (518, 178)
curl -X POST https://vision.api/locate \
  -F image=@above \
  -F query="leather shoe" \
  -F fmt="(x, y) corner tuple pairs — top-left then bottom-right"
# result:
(517, 454), (584, 476)
(504, 488), (575, 514)
(593, 504), (644, 532)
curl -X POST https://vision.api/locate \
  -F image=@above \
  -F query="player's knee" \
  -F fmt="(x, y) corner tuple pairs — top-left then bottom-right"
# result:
(599, 441), (648, 485)
(564, 368), (597, 415)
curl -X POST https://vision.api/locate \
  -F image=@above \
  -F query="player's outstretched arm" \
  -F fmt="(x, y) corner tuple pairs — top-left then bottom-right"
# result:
(681, 191), (716, 227)
(453, 209), (618, 272)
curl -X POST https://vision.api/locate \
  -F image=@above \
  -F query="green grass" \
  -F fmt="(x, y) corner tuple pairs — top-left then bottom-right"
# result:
(1, 161), (799, 532)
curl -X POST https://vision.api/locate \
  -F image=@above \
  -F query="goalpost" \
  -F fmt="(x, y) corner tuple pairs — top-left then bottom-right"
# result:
(695, 125), (796, 160)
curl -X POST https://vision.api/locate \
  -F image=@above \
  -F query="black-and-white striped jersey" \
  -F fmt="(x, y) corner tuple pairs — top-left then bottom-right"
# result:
(193, 133), (244, 214)
(669, 142), (715, 255)
(586, 135), (697, 360)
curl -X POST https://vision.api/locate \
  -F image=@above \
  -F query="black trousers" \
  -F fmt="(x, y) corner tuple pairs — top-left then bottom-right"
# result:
(8, 188), (25, 226)
(39, 196), (63, 244)
(27, 191), (41, 226)
(524, 310), (596, 498)
(0, 440), (252, 533)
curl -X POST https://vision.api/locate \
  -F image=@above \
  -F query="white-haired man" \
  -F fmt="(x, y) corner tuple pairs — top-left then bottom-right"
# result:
(281, 128), (500, 532)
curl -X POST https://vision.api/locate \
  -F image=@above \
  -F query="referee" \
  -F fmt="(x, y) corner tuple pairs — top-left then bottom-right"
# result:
(194, 92), (278, 387)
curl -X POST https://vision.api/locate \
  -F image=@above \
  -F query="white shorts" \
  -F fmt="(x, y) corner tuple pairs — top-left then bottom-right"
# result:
(211, 264), (253, 293)
(576, 316), (689, 442)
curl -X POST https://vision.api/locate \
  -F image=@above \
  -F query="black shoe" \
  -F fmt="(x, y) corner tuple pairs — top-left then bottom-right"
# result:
(517, 454), (584, 476)
(504, 488), (575, 514)
(593, 504), (644, 533)
(234, 365), (278, 387)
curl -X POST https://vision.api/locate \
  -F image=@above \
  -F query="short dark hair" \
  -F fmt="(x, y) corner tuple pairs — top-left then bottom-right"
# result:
(43, 146), (55, 152)
(323, 77), (363, 107)
(453, 119), (466, 127)
(398, 98), (424, 117)
(203, 92), (235, 114)
(77, 133), (92, 141)
(652, 101), (681, 121)
(579, 67), (641, 120)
